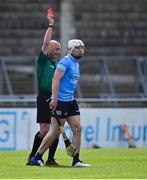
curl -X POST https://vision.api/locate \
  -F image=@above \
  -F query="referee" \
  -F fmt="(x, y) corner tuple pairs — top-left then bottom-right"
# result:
(26, 11), (61, 166)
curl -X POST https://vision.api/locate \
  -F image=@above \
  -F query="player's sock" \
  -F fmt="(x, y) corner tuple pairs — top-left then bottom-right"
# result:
(73, 153), (80, 163)
(30, 132), (43, 157)
(35, 152), (43, 160)
(47, 138), (59, 161)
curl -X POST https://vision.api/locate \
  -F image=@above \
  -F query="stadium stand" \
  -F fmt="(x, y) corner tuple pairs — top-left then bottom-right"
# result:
(73, 0), (147, 98)
(0, 0), (60, 94)
(0, 0), (147, 104)
(0, 0), (60, 56)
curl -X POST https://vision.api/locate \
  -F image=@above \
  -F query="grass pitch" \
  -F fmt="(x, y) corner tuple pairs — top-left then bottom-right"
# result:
(0, 148), (147, 179)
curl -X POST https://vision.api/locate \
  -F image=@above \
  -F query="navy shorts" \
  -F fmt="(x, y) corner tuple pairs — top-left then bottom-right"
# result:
(37, 91), (52, 124)
(54, 99), (80, 119)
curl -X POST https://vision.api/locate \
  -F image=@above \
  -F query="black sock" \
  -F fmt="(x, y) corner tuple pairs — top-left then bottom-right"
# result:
(47, 138), (59, 161)
(35, 152), (43, 160)
(73, 153), (79, 163)
(30, 132), (43, 157)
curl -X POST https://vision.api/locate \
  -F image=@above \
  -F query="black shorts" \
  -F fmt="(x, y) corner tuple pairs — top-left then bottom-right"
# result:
(53, 99), (80, 119)
(37, 91), (52, 124)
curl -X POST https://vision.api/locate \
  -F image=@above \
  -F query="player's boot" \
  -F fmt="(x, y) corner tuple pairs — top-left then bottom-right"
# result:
(72, 160), (91, 167)
(31, 156), (44, 166)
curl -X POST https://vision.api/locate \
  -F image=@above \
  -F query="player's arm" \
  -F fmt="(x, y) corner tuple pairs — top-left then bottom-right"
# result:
(41, 13), (54, 55)
(50, 69), (64, 111)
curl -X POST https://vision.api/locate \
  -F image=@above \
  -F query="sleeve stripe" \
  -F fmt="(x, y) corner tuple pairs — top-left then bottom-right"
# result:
(57, 64), (66, 72)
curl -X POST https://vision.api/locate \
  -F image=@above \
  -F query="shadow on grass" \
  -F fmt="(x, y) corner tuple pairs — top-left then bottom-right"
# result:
(26, 164), (73, 168)
(26, 164), (88, 168)
(44, 165), (73, 168)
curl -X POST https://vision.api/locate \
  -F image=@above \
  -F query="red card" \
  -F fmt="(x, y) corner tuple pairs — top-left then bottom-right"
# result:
(47, 8), (53, 15)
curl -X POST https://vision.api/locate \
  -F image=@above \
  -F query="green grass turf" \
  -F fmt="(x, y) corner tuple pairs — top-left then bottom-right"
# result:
(0, 148), (147, 179)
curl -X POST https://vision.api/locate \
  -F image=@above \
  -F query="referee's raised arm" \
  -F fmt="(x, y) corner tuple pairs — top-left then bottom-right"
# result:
(42, 13), (54, 55)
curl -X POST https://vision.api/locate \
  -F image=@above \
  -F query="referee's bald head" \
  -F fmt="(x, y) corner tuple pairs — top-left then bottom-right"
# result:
(48, 40), (61, 60)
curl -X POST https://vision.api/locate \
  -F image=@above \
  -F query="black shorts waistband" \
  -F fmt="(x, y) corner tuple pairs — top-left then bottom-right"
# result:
(38, 90), (52, 97)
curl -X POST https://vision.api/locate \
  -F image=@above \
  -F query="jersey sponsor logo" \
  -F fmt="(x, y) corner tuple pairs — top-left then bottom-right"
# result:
(71, 75), (79, 83)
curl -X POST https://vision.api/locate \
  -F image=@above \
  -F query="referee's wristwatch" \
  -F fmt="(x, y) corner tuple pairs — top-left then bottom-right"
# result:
(48, 24), (54, 28)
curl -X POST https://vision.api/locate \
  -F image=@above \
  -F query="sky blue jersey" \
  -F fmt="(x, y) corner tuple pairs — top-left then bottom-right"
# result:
(56, 54), (80, 101)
